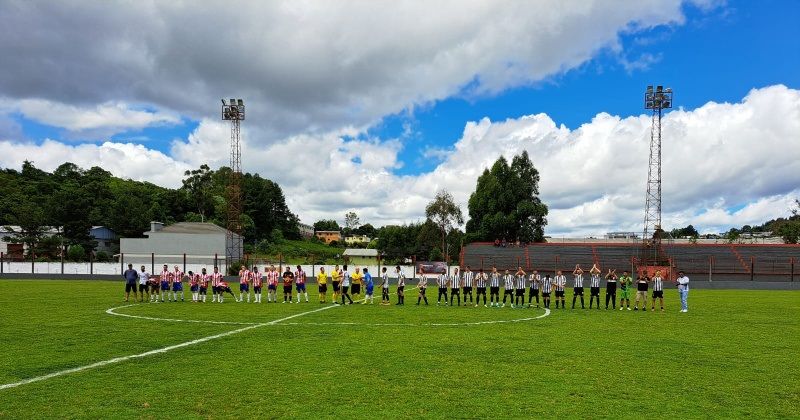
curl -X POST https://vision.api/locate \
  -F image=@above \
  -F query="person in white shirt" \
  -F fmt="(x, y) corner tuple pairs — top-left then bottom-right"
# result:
(137, 266), (150, 303)
(676, 271), (690, 312)
(395, 266), (406, 305)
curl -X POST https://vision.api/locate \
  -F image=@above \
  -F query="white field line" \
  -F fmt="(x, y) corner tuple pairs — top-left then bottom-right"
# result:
(106, 304), (259, 325)
(0, 304), (335, 391)
(278, 307), (551, 326)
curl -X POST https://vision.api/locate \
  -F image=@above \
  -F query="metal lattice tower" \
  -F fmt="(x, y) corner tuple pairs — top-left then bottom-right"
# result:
(642, 85), (672, 263)
(222, 99), (245, 268)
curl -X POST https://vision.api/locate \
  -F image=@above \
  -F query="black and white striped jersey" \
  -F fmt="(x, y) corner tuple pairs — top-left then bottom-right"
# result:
(590, 275), (600, 288)
(489, 272), (501, 288)
(573, 274), (584, 288)
(652, 276), (663, 291)
(450, 272), (461, 288)
(462, 271), (474, 287)
(475, 273), (487, 288)
(554, 275), (567, 291)
(503, 274), (515, 290)
(515, 275), (526, 289)
(529, 274), (540, 289)
(541, 277), (552, 293)
(437, 274), (448, 288)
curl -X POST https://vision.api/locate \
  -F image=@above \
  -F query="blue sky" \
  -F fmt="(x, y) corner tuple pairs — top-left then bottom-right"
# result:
(1, 0), (799, 235)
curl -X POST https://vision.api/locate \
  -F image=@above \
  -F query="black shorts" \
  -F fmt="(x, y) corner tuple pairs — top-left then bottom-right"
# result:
(637, 284), (648, 292)
(606, 283), (617, 292)
(451, 288), (460, 294)
(199, 286), (207, 295)
(490, 286), (500, 295)
(319, 284), (327, 293)
(555, 290), (565, 298)
(542, 292), (551, 298)
(332, 281), (340, 292)
(254, 286), (262, 293)
(352, 284), (361, 294)
(504, 289), (514, 295)
(477, 287), (486, 295)
(283, 285), (292, 294)
(529, 288), (539, 297)
(398, 286), (405, 293)
(573, 287), (584, 296)
(652, 290), (664, 298)
(590, 287), (600, 296)
(125, 282), (136, 293)
(463, 286), (473, 294)
(138, 283), (149, 293)
(515, 289), (524, 296)
(438, 287), (447, 294)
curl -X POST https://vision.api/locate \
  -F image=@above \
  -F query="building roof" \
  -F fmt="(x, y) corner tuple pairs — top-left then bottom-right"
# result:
(315, 230), (341, 234)
(343, 248), (378, 257)
(153, 222), (231, 235)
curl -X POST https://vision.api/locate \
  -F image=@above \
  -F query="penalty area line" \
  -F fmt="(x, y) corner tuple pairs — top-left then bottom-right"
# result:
(0, 304), (336, 391)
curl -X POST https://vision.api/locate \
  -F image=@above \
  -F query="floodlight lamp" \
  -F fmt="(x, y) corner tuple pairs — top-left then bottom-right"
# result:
(229, 98), (236, 105)
(656, 85), (663, 92)
(221, 99), (226, 105)
(237, 99), (243, 106)
(663, 101), (671, 108)
(647, 85), (653, 91)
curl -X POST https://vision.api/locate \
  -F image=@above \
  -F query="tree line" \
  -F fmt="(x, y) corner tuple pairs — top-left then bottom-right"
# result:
(0, 161), (298, 259)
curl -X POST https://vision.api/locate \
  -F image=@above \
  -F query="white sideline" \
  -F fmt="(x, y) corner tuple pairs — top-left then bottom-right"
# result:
(0, 304), (335, 391)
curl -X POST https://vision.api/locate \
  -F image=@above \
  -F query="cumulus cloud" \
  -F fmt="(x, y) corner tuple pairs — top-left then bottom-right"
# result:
(4, 85), (796, 238)
(0, 0), (704, 141)
(0, 99), (180, 137)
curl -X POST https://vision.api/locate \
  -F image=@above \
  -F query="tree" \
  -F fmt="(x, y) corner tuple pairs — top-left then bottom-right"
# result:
(314, 219), (340, 232)
(181, 164), (214, 222)
(354, 223), (376, 238)
(425, 190), (463, 263)
(466, 151), (548, 243)
(344, 212), (360, 231)
(778, 199), (800, 244)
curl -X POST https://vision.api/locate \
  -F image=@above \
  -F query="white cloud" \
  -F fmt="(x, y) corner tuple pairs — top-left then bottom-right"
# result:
(0, 0), (707, 141)
(0, 98), (180, 136)
(0, 139), (190, 188)
(3, 85), (797, 237)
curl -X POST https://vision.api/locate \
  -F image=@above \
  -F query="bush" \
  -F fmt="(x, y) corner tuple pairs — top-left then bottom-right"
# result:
(95, 251), (111, 262)
(67, 245), (86, 262)
(228, 260), (243, 276)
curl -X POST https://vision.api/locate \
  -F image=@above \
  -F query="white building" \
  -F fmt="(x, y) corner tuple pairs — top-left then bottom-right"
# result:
(120, 222), (243, 266)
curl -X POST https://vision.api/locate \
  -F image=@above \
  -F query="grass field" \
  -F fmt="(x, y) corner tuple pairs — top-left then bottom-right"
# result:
(0, 280), (798, 419)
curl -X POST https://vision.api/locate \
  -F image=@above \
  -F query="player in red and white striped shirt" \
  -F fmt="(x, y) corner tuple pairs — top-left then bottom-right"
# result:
(171, 266), (184, 302)
(265, 265), (280, 303)
(295, 265), (308, 303)
(159, 265), (171, 303)
(189, 270), (199, 302)
(198, 268), (210, 302)
(211, 266), (224, 303)
(238, 266), (251, 303)
(250, 266), (262, 303)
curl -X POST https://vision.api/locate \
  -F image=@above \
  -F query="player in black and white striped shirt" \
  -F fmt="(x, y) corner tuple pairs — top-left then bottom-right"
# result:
(572, 265), (585, 310)
(436, 272), (448, 306)
(540, 273), (552, 309)
(553, 270), (567, 309)
(501, 269), (515, 308)
(604, 269), (617, 309)
(462, 266), (474, 304)
(588, 264), (601, 310)
(489, 267), (501, 307)
(395, 266), (406, 305)
(528, 270), (541, 308)
(475, 268), (488, 307)
(449, 267), (461, 306)
(514, 267), (526, 308)
(416, 273), (429, 305)
(650, 270), (665, 312)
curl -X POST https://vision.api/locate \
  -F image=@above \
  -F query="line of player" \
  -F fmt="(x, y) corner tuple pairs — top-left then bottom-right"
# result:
(126, 263), (676, 312)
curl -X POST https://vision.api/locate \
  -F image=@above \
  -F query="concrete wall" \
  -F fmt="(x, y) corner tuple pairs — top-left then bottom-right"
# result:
(121, 233), (227, 258)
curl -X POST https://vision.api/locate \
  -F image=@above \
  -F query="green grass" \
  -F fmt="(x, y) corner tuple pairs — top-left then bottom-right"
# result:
(0, 280), (798, 418)
(253, 239), (345, 264)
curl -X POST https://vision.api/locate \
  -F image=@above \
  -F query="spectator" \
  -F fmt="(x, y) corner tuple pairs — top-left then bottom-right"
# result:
(123, 264), (138, 302)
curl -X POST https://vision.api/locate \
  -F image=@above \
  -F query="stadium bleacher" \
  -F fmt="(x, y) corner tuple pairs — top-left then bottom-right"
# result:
(461, 242), (800, 281)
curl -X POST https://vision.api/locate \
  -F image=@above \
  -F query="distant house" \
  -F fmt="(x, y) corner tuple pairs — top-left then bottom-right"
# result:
(342, 248), (378, 266)
(298, 223), (314, 239)
(91, 226), (117, 254)
(120, 221), (243, 264)
(344, 235), (371, 246)
(315, 230), (342, 245)
(0, 226), (61, 261)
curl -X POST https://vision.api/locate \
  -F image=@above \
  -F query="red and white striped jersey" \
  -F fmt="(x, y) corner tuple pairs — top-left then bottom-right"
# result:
(239, 270), (250, 285)
(250, 271), (262, 287)
(199, 274), (209, 287)
(295, 270), (306, 284)
(211, 272), (224, 287)
(160, 270), (172, 282)
(172, 270), (183, 282)
(266, 270), (280, 286)
(189, 274), (199, 286)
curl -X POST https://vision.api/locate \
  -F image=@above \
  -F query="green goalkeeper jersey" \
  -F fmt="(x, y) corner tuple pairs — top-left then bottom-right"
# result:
(619, 275), (632, 289)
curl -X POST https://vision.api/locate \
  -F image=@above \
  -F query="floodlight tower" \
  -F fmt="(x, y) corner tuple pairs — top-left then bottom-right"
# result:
(642, 85), (673, 263)
(221, 98), (245, 267)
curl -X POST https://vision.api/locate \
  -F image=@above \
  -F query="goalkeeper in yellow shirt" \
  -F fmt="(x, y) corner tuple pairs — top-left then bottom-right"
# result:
(351, 267), (364, 301)
(317, 267), (329, 303)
